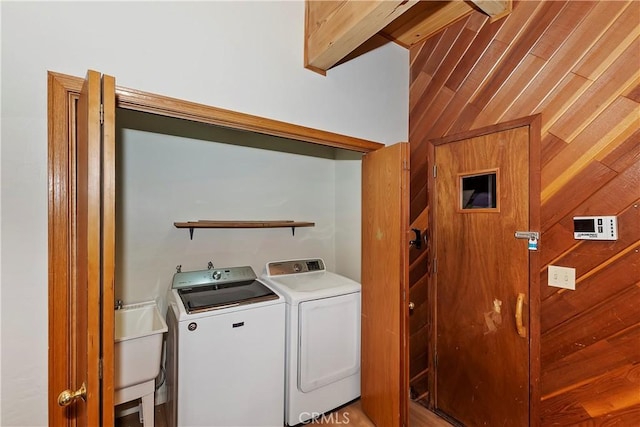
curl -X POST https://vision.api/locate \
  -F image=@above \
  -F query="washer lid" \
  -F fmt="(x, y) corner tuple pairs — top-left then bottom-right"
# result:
(172, 265), (279, 314)
(177, 279), (278, 314)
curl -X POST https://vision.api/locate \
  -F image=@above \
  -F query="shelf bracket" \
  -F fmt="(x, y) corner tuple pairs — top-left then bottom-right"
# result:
(189, 227), (194, 240)
(291, 226), (296, 236)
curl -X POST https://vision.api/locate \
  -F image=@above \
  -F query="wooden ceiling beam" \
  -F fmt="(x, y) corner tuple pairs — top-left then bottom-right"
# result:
(305, 0), (419, 74)
(469, 0), (512, 22)
(380, 1), (476, 48)
(304, 1), (513, 73)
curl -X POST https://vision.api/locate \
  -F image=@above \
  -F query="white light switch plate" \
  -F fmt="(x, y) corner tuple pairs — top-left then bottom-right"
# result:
(548, 265), (576, 290)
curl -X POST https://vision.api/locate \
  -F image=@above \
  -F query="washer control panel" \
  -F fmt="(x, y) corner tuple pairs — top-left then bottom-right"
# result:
(172, 265), (257, 289)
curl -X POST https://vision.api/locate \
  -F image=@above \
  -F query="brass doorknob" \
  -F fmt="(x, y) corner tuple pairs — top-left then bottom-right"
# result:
(409, 302), (415, 310)
(58, 382), (86, 407)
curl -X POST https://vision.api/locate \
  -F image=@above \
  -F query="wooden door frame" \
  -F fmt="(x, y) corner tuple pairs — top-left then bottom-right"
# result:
(426, 115), (541, 426)
(48, 71), (385, 425)
(49, 71), (116, 426)
(48, 72), (79, 425)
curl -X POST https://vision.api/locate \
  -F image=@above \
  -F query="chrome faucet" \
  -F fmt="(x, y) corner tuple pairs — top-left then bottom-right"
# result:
(115, 299), (123, 310)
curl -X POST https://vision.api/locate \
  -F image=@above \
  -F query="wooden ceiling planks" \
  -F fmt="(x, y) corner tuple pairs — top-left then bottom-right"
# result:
(505, 1), (630, 123)
(599, 127), (640, 172)
(541, 165), (640, 276)
(549, 46), (640, 143)
(470, 53), (547, 129)
(541, 242), (640, 334)
(408, 0), (640, 424)
(540, 284), (640, 367)
(541, 362), (640, 425)
(471, 1), (567, 110)
(573, 4), (640, 82)
(541, 322), (639, 397)
(542, 96), (639, 203)
(540, 160), (618, 231)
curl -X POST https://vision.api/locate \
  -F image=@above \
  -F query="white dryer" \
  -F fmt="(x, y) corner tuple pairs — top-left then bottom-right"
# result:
(261, 258), (361, 426)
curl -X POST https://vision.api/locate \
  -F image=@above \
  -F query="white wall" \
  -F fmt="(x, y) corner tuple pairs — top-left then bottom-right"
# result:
(116, 110), (358, 311)
(335, 150), (364, 281)
(0, 1), (408, 425)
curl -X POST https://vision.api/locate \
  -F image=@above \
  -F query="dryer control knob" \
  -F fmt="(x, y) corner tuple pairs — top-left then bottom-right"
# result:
(212, 270), (222, 280)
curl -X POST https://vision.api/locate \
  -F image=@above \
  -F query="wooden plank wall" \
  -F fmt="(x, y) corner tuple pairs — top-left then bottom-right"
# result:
(408, 1), (640, 424)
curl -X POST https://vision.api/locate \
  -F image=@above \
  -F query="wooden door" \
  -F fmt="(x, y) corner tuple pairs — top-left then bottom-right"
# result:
(48, 70), (115, 426)
(361, 142), (410, 427)
(433, 125), (532, 425)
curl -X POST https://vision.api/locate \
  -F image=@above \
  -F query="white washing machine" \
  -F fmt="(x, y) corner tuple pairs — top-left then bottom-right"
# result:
(165, 265), (285, 427)
(261, 258), (361, 426)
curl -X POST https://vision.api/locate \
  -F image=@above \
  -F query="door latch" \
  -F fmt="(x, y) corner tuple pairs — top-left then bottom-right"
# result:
(515, 231), (540, 251)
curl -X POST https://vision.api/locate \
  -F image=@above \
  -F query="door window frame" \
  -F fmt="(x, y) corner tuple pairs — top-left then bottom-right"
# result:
(458, 168), (500, 212)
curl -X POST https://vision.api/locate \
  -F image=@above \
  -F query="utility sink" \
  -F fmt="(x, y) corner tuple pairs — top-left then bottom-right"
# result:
(115, 301), (167, 391)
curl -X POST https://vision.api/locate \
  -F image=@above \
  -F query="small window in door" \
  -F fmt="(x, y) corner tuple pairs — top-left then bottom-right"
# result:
(459, 170), (499, 211)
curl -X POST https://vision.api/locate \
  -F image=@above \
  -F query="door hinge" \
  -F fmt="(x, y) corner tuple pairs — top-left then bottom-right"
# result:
(100, 103), (104, 125)
(403, 160), (410, 171)
(433, 164), (437, 178)
(433, 258), (437, 274)
(98, 358), (103, 380)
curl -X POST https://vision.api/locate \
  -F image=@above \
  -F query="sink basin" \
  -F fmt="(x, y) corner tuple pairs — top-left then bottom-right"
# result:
(115, 301), (167, 390)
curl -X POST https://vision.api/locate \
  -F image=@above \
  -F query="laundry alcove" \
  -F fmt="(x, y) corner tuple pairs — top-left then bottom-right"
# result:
(48, 70), (409, 426)
(114, 107), (365, 324)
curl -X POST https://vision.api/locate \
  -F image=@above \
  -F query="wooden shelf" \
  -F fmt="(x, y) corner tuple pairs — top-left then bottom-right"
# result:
(174, 220), (315, 239)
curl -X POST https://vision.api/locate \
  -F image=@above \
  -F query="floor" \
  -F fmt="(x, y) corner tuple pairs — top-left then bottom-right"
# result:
(313, 400), (454, 427)
(115, 399), (453, 427)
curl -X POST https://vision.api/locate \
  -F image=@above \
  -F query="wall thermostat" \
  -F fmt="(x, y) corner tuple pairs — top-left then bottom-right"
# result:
(573, 216), (618, 240)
